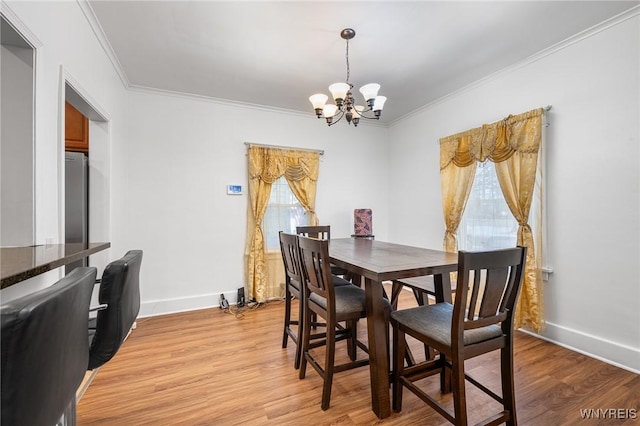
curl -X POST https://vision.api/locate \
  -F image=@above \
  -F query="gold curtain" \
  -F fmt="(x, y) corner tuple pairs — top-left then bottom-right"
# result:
(440, 133), (477, 253)
(245, 146), (320, 302)
(439, 108), (545, 332)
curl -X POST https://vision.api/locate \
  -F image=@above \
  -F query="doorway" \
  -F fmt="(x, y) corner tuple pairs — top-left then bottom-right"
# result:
(1, 15), (35, 247)
(63, 77), (111, 273)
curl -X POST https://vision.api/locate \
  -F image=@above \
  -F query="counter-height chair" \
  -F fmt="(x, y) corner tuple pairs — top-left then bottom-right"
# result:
(280, 231), (306, 369)
(298, 235), (387, 410)
(391, 247), (526, 426)
(280, 232), (352, 369)
(1, 267), (97, 426)
(296, 225), (349, 278)
(88, 250), (143, 370)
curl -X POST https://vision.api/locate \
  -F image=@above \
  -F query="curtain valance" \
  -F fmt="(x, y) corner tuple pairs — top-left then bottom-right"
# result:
(440, 108), (544, 169)
(248, 146), (319, 183)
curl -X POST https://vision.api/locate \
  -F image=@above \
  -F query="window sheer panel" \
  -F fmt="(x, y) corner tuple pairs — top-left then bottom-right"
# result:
(459, 162), (519, 251)
(263, 176), (309, 250)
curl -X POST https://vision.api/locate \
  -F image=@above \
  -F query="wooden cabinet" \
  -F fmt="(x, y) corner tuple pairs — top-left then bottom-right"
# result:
(65, 101), (88, 153)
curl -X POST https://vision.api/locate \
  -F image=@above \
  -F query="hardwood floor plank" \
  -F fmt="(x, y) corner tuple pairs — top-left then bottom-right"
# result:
(78, 288), (638, 425)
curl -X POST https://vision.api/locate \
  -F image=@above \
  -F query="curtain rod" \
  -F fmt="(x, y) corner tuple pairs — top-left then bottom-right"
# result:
(244, 142), (324, 155)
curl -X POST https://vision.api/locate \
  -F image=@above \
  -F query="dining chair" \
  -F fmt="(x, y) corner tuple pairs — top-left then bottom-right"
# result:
(296, 225), (349, 278)
(88, 250), (143, 370)
(280, 232), (353, 369)
(297, 235), (386, 410)
(391, 246), (527, 426)
(279, 231), (306, 369)
(1, 267), (96, 426)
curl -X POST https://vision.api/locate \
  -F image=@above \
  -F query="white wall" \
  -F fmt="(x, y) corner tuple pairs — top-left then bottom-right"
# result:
(388, 13), (640, 372)
(1, 41), (34, 246)
(1, 0), (126, 299)
(114, 91), (389, 315)
(3, 1), (637, 373)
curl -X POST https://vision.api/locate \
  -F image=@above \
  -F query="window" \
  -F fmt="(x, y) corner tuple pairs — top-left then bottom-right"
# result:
(458, 158), (545, 269)
(458, 161), (519, 251)
(262, 176), (310, 250)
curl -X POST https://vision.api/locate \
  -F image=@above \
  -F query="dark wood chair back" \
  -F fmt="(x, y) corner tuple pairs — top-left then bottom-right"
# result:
(297, 235), (335, 303)
(279, 231), (303, 291)
(454, 247), (527, 339)
(296, 225), (330, 240)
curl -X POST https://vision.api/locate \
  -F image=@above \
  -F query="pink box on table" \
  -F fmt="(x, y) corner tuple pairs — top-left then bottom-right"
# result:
(353, 209), (373, 238)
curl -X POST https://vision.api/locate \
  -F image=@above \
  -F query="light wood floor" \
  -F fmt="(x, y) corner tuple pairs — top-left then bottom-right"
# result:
(78, 287), (639, 425)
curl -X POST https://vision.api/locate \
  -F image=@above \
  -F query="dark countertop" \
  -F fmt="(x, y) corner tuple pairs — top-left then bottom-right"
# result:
(1, 242), (111, 289)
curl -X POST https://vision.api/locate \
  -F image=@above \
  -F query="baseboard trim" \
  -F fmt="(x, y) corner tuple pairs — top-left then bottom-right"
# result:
(76, 368), (100, 402)
(138, 291), (239, 318)
(520, 321), (640, 374)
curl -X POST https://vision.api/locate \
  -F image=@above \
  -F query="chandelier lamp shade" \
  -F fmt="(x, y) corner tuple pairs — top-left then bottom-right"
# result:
(309, 28), (387, 127)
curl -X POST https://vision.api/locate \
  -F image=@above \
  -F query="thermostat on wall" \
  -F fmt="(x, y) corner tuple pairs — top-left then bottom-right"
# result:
(227, 184), (243, 195)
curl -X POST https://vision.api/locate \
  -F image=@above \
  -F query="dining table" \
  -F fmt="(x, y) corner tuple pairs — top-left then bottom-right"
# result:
(329, 237), (458, 419)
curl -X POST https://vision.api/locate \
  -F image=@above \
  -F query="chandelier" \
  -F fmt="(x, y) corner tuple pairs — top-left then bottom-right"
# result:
(309, 28), (387, 127)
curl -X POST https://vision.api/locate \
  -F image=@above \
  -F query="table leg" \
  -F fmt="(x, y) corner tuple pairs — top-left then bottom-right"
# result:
(433, 272), (453, 393)
(364, 277), (391, 419)
(433, 272), (453, 303)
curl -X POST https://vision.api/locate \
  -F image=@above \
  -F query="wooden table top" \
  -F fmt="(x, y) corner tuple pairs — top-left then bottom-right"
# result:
(0, 242), (111, 289)
(329, 238), (458, 281)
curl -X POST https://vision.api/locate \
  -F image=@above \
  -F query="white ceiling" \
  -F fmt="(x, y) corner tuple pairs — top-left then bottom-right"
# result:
(87, 1), (637, 124)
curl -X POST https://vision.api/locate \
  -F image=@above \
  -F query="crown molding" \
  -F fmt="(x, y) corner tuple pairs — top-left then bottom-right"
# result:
(76, 0), (130, 89)
(390, 4), (640, 127)
(127, 84), (389, 127)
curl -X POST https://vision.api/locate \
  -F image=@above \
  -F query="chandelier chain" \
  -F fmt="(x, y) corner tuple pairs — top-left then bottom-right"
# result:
(345, 39), (350, 85)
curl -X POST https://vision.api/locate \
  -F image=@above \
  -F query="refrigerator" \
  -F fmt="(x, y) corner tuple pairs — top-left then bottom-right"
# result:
(65, 151), (88, 273)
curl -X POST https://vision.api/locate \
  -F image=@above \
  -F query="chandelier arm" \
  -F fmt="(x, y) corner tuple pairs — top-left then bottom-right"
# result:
(353, 113), (380, 121)
(351, 106), (379, 120)
(327, 110), (345, 127)
(351, 105), (371, 117)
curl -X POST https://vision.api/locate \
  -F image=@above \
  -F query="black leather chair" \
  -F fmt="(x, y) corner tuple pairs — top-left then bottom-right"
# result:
(88, 250), (143, 370)
(1, 267), (97, 426)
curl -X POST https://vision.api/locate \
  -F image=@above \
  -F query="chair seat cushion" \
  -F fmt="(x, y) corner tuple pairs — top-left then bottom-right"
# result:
(332, 275), (352, 287)
(289, 278), (301, 291)
(391, 303), (502, 347)
(309, 284), (390, 316)
(309, 284), (365, 315)
(291, 275), (349, 292)
(330, 264), (348, 276)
